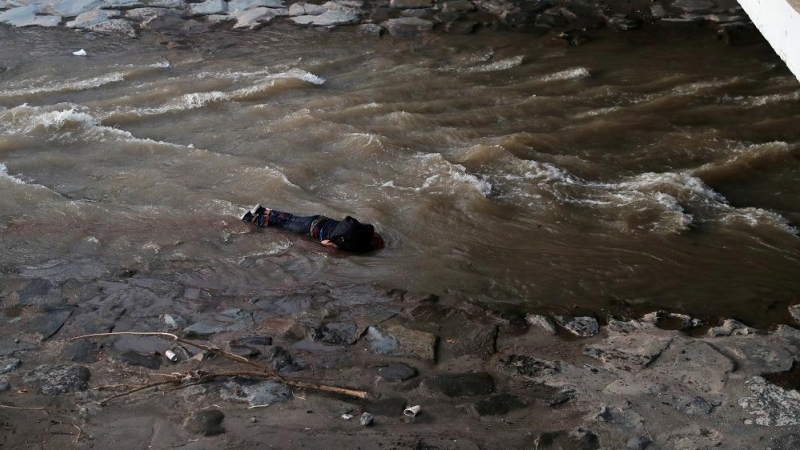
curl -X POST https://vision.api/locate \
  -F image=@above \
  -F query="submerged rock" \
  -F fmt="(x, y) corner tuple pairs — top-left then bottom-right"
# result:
(184, 409), (225, 436)
(23, 364), (90, 395)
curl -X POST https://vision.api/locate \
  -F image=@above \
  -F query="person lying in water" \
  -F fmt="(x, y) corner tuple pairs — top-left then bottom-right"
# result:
(241, 205), (385, 253)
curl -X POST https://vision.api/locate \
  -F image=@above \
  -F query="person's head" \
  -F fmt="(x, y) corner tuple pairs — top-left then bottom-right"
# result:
(369, 231), (385, 250)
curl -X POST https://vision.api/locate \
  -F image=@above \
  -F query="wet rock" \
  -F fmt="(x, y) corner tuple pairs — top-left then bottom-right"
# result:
(0, 358), (21, 375)
(184, 409), (225, 436)
(501, 354), (560, 378)
(103, 0), (145, 8)
(357, 23), (384, 36)
(383, 17), (434, 36)
(288, 2), (326, 15)
(425, 372), (494, 397)
(23, 364), (90, 395)
(162, 313), (187, 330)
(706, 319), (761, 337)
(188, 0), (227, 16)
(390, 0), (431, 8)
(641, 311), (703, 330)
(608, 16), (640, 31)
(49, 0), (103, 17)
(554, 316), (598, 337)
(184, 321), (228, 337)
(26, 307), (74, 341)
(527, 382), (574, 406)
(117, 350), (162, 369)
(740, 376), (800, 426)
(626, 436), (654, 450)
(311, 321), (359, 345)
(583, 334), (672, 370)
(148, 0), (186, 7)
(777, 325), (800, 347)
(445, 20), (477, 35)
(607, 318), (641, 334)
(526, 314), (556, 334)
(0, 379), (10, 393)
(442, 0), (474, 12)
(18, 279), (53, 305)
(18, 259), (105, 283)
(292, 10), (358, 26)
(445, 324), (497, 359)
(672, 0), (716, 13)
(228, 336), (272, 358)
(365, 321), (437, 361)
(267, 346), (301, 372)
(534, 428), (600, 450)
(184, 309), (253, 337)
(232, 7), (282, 29)
(114, 335), (168, 354)
(228, 0), (283, 12)
(0, 339), (37, 357)
(66, 8), (119, 28)
(474, 393), (525, 416)
(221, 380), (291, 406)
(360, 412), (374, 426)
(365, 397), (406, 416)
(378, 363), (417, 381)
(789, 304), (800, 325)
(674, 395), (715, 415)
(64, 341), (98, 363)
(0, 6), (39, 27)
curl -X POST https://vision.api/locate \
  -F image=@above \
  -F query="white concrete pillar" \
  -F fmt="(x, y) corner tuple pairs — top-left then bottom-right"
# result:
(737, 0), (800, 82)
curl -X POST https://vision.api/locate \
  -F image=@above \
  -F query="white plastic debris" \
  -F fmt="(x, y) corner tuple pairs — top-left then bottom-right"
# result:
(73, 49), (87, 56)
(404, 405), (421, 417)
(340, 413), (353, 420)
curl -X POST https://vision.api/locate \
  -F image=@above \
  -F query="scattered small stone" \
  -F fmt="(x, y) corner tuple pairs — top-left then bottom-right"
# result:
(250, 417), (257, 423)
(184, 409), (225, 436)
(378, 363), (417, 382)
(554, 316), (599, 337)
(675, 395), (715, 415)
(23, 364), (91, 395)
(0, 358), (21, 375)
(360, 412), (374, 426)
(526, 314), (556, 334)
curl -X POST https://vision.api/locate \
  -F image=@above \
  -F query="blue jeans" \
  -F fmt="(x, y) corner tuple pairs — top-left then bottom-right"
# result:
(255, 210), (339, 241)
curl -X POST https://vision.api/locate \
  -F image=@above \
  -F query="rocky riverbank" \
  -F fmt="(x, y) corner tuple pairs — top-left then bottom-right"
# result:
(1, 259), (800, 448)
(0, 0), (760, 42)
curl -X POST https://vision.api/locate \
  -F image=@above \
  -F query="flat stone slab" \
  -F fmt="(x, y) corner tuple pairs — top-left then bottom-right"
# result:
(583, 334), (672, 370)
(365, 321), (437, 360)
(102, 0), (145, 8)
(232, 7), (281, 28)
(291, 9), (357, 25)
(228, 0), (283, 12)
(424, 372), (495, 397)
(378, 363), (417, 381)
(144, 0), (185, 7)
(26, 307), (74, 341)
(188, 0), (226, 16)
(649, 339), (735, 395)
(49, 0), (103, 16)
(66, 8), (118, 27)
(310, 321), (359, 345)
(390, 0), (432, 8)
(288, 2), (325, 15)
(23, 364), (90, 395)
(740, 376), (800, 426)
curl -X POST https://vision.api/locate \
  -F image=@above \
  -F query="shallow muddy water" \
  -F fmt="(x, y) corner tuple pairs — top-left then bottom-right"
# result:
(0, 25), (798, 325)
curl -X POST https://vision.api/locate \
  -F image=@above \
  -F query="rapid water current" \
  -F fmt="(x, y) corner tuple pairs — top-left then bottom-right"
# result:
(1, 25), (798, 325)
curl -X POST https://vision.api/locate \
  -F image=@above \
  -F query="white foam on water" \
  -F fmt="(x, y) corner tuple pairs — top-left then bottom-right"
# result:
(572, 106), (622, 119)
(412, 153), (492, 197)
(242, 166), (301, 189)
(0, 163), (24, 185)
(537, 67), (591, 82)
(0, 72), (125, 98)
(719, 207), (799, 235)
(741, 90), (800, 107)
(464, 55), (524, 73)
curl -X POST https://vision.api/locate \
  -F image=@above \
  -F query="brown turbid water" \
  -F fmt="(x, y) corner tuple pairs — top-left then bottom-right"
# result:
(1, 25), (799, 326)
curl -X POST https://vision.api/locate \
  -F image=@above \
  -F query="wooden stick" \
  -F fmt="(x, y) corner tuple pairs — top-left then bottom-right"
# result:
(98, 379), (179, 406)
(0, 404), (47, 411)
(68, 331), (368, 399)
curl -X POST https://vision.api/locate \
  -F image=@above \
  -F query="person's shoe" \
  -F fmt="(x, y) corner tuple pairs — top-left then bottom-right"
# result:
(241, 211), (254, 223)
(251, 204), (267, 216)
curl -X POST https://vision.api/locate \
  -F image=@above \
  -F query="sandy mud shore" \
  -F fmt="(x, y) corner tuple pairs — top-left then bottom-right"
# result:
(2, 260), (800, 449)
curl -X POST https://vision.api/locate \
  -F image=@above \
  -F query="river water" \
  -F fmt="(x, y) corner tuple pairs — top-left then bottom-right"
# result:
(1, 25), (798, 326)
